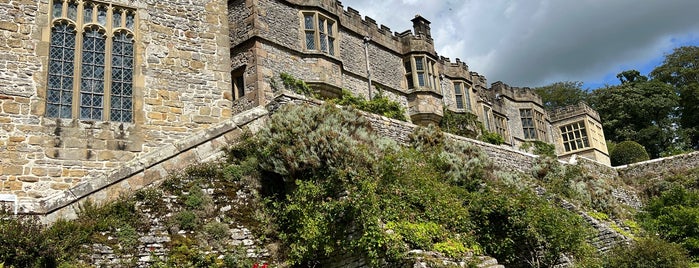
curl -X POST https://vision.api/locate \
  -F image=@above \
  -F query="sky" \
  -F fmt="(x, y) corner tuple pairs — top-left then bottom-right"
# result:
(342, 0), (699, 89)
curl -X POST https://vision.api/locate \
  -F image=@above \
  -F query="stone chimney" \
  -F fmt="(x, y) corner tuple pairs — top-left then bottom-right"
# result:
(411, 15), (432, 40)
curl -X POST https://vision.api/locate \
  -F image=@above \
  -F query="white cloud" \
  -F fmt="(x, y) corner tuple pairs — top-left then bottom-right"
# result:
(342, 0), (699, 87)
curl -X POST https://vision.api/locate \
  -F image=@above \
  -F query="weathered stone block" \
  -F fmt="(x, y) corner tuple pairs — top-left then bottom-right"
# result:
(3, 165), (24, 175)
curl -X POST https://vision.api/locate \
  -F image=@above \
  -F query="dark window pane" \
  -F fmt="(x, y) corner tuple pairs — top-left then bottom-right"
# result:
(113, 10), (122, 28)
(52, 0), (62, 19)
(305, 32), (315, 50)
(304, 15), (314, 30)
(68, 1), (78, 21)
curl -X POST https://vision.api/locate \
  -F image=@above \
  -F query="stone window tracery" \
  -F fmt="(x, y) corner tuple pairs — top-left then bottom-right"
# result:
(47, 0), (135, 122)
(302, 12), (336, 56)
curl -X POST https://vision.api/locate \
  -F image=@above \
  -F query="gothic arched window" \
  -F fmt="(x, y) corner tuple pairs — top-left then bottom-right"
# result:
(47, 0), (136, 122)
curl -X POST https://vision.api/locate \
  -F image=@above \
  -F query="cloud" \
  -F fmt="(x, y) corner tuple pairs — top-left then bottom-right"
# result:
(342, 0), (699, 87)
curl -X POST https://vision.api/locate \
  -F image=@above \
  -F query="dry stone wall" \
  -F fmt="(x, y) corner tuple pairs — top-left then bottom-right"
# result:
(617, 151), (699, 180)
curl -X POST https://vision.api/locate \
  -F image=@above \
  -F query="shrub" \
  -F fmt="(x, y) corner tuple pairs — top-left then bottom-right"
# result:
(333, 88), (407, 121)
(480, 131), (504, 145)
(203, 222), (230, 241)
(280, 72), (313, 96)
(173, 210), (199, 231)
(639, 186), (699, 257)
(610, 140), (650, 166)
(604, 237), (690, 268)
(0, 214), (59, 267)
(520, 140), (556, 157)
(469, 186), (593, 267)
(439, 109), (482, 138)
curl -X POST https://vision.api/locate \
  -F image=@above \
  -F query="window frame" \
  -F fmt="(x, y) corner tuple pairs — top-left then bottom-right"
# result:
(302, 12), (336, 56)
(494, 114), (508, 141)
(453, 81), (471, 111)
(232, 66), (245, 100)
(47, 0), (136, 122)
(520, 108), (546, 140)
(404, 55), (440, 92)
(560, 121), (590, 152)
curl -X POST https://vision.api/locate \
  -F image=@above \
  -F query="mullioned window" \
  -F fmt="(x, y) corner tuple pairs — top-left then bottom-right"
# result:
(47, 0), (135, 122)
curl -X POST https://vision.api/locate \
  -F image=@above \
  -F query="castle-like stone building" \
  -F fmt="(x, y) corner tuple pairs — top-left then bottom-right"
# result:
(0, 0), (608, 208)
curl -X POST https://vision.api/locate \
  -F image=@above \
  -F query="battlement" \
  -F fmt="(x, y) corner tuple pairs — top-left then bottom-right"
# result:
(287, 0), (434, 53)
(490, 81), (542, 105)
(549, 102), (601, 122)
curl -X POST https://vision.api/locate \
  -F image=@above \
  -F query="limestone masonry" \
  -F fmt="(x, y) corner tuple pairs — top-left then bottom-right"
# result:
(2, 0), (624, 214)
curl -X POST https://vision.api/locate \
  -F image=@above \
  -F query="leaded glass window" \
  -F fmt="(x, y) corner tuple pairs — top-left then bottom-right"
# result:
(80, 28), (106, 120)
(47, 0), (136, 122)
(454, 82), (464, 109)
(302, 12), (336, 56)
(560, 121), (589, 152)
(110, 32), (134, 122)
(404, 55), (438, 91)
(47, 23), (76, 118)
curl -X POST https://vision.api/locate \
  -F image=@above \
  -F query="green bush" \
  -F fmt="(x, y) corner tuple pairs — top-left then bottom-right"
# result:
(333, 88), (407, 121)
(469, 186), (594, 267)
(480, 131), (504, 145)
(520, 140), (556, 157)
(610, 140), (650, 166)
(604, 237), (690, 268)
(639, 186), (699, 257)
(280, 72), (313, 96)
(0, 215), (60, 267)
(439, 109), (482, 138)
(173, 210), (199, 231)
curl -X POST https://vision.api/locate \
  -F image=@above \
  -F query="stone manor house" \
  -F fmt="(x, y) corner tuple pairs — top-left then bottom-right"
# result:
(0, 0), (609, 212)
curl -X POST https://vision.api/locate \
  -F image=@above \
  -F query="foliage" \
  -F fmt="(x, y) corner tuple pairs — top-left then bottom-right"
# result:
(520, 140), (556, 157)
(604, 236), (690, 268)
(0, 214), (60, 267)
(480, 131), (504, 145)
(531, 157), (626, 217)
(469, 185), (593, 268)
(639, 186), (699, 257)
(332, 88), (407, 121)
(651, 46), (699, 149)
(533, 81), (588, 110)
(588, 72), (680, 158)
(610, 141), (650, 166)
(240, 104), (597, 266)
(433, 239), (470, 258)
(439, 109), (482, 139)
(280, 72), (314, 96)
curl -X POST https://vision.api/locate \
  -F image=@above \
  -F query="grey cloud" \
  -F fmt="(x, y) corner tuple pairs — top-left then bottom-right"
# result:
(343, 0), (699, 87)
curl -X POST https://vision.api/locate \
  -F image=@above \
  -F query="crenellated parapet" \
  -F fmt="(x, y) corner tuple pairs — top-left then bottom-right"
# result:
(285, 0), (435, 55)
(549, 102), (601, 122)
(490, 81), (542, 105)
(440, 57), (472, 82)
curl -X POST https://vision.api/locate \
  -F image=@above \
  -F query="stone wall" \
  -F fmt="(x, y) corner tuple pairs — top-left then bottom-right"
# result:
(32, 107), (269, 222)
(1, 0), (233, 201)
(617, 151), (699, 180)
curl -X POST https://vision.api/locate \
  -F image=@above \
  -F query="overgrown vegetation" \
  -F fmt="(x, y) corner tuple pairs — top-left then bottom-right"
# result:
(277, 73), (407, 121)
(439, 109), (482, 139)
(3, 102), (698, 267)
(229, 103), (596, 266)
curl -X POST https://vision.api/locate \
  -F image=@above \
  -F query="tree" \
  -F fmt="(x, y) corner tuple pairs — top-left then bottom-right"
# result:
(533, 81), (588, 110)
(588, 71), (679, 158)
(651, 46), (699, 149)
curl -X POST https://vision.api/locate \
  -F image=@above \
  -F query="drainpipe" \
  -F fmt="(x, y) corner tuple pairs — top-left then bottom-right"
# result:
(363, 36), (372, 100)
